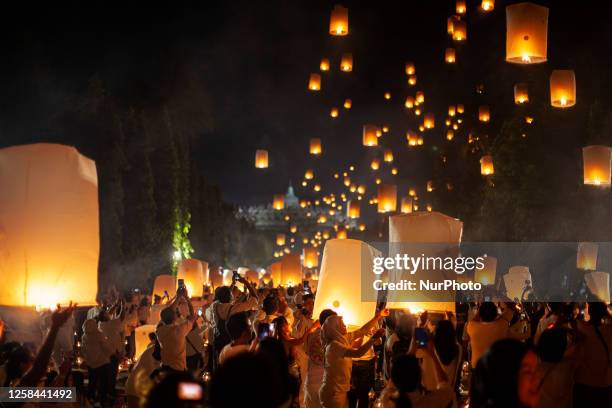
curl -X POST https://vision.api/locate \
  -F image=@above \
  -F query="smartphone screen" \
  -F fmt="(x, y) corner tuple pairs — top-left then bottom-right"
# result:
(414, 327), (428, 347)
(178, 279), (185, 289)
(258, 323), (270, 340)
(177, 382), (203, 400)
(197, 308), (203, 317)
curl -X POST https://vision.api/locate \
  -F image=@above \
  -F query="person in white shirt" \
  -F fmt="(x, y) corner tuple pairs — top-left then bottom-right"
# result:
(98, 300), (126, 399)
(304, 309), (338, 408)
(125, 332), (161, 408)
(185, 320), (206, 372)
(82, 318), (115, 406)
(218, 312), (253, 365)
(156, 292), (196, 371)
(463, 302), (511, 367)
(292, 294), (315, 408)
(535, 327), (575, 408)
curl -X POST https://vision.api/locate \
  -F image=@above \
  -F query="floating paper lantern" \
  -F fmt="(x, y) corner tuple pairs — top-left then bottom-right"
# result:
(363, 125), (379, 146)
(481, 0), (494, 12)
(525, 116), (534, 124)
(456, 0), (466, 14)
(336, 228), (347, 239)
(506, 3), (548, 64)
(426, 181), (434, 192)
(377, 184), (397, 213)
(480, 155), (494, 175)
(177, 259), (205, 297)
(135, 325), (156, 360)
(244, 269), (259, 284)
(370, 159), (380, 171)
(0, 144), (99, 307)
(347, 200), (360, 219)
(424, 113), (435, 129)
(457, 104), (465, 114)
(408, 75), (417, 86)
(273, 194), (285, 210)
(329, 5), (349, 36)
(475, 256), (497, 286)
(577, 242), (598, 271)
(330, 107), (339, 118)
(308, 73), (321, 91)
(153, 274), (176, 299)
(384, 149), (394, 162)
(384, 92), (391, 100)
(550, 70), (576, 108)
(405, 96), (414, 109)
(344, 98), (352, 109)
(382, 125), (390, 133)
(448, 106), (456, 116)
(304, 169), (314, 180)
(268, 261), (282, 286)
(514, 83), (529, 104)
(320, 58), (330, 72)
(582, 145), (612, 186)
(503, 266), (531, 301)
(584, 272), (610, 304)
(276, 233), (286, 246)
(446, 130), (454, 141)
(314, 183), (321, 192)
(290, 225), (297, 233)
(303, 247), (319, 269)
(309, 138), (322, 155)
(312, 239), (379, 327)
(452, 20), (467, 41)
(478, 106), (490, 122)
(255, 149), (269, 168)
(447, 15), (460, 35)
(445, 48), (456, 63)
(400, 197), (413, 214)
(405, 62), (415, 75)
(416, 91), (425, 104)
(340, 53), (353, 72)
(407, 131), (419, 146)
(281, 253), (302, 287)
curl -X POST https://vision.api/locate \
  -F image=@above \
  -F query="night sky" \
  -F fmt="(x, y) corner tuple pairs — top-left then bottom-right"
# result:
(1, 0), (611, 211)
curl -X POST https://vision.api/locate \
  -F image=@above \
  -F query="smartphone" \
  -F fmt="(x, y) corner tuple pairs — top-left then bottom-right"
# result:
(258, 323), (270, 340)
(414, 327), (428, 347)
(232, 270), (240, 280)
(177, 382), (203, 400)
(303, 281), (310, 293)
(178, 279), (185, 290)
(197, 307), (203, 317)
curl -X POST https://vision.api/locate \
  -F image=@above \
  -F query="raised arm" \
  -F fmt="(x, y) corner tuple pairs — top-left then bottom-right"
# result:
(351, 308), (389, 340)
(344, 328), (385, 358)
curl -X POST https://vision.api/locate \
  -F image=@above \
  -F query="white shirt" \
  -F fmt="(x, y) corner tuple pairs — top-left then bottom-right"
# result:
(465, 319), (509, 366)
(125, 345), (160, 397)
(82, 329), (115, 369)
(156, 319), (191, 371)
(218, 344), (250, 365)
(99, 318), (124, 354)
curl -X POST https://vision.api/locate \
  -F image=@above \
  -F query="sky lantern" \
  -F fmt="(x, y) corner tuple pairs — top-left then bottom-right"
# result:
(456, 0), (466, 14)
(313, 239), (379, 328)
(363, 125), (379, 146)
(280, 253), (301, 287)
(424, 113), (435, 129)
(506, 3), (548, 64)
(400, 197), (413, 214)
(582, 145), (612, 186)
(290, 225), (297, 233)
(577, 242), (598, 271)
(584, 272), (610, 304)
(304, 169), (314, 180)
(405, 96), (414, 109)
(481, 0), (494, 12)
(303, 247), (319, 269)
(340, 53), (353, 72)
(415, 109), (422, 117)
(320, 58), (330, 72)
(408, 75), (417, 86)
(370, 159), (380, 171)
(457, 104), (465, 114)
(153, 274), (176, 299)
(276, 233), (286, 246)
(514, 83), (529, 104)
(480, 155), (495, 175)
(268, 261), (282, 286)
(407, 131), (419, 146)
(446, 130), (455, 141)
(343, 98), (352, 109)
(177, 259), (205, 297)
(309, 138), (322, 155)
(347, 200), (360, 218)
(391, 167), (398, 176)
(382, 125), (390, 133)
(503, 266), (532, 301)
(273, 194), (285, 210)
(384, 92), (391, 100)
(384, 149), (394, 162)
(255, 149), (269, 168)
(329, 4), (349, 36)
(314, 183), (321, 192)
(0, 144), (99, 307)
(452, 20), (467, 41)
(475, 256), (497, 285)
(448, 105), (456, 116)
(550, 70), (576, 108)
(416, 91), (425, 104)
(447, 15), (460, 35)
(405, 62), (415, 75)
(330, 107), (339, 118)
(445, 48), (456, 63)
(308, 73), (321, 91)
(478, 105), (490, 122)
(426, 181), (434, 192)
(377, 184), (397, 213)
(336, 228), (347, 239)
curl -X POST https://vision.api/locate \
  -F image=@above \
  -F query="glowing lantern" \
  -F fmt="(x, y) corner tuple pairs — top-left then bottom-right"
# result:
(370, 159), (380, 171)
(336, 228), (347, 239)
(514, 83), (529, 104)
(382, 125), (390, 133)
(417, 137), (424, 145)
(405, 62), (415, 75)
(347, 200), (360, 219)
(273, 194), (285, 210)
(416, 91), (425, 104)
(244, 269), (259, 284)
(391, 167), (398, 176)
(177, 259), (205, 297)
(290, 225), (297, 233)
(320, 58), (330, 72)
(475, 256), (497, 286)
(303, 247), (319, 269)
(426, 181), (434, 192)
(405, 96), (414, 109)
(153, 274), (176, 299)
(506, 3), (548, 64)
(135, 325), (156, 360)
(480, 155), (494, 175)
(344, 98), (352, 109)
(330, 107), (339, 118)
(308, 73), (321, 91)
(525, 116), (534, 124)
(408, 75), (417, 86)
(384, 92), (391, 100)
(363, 125), (379, 146)
(424, 113), (435, 129)
(582, 146), (612, 186)
(329, 5), (349, 36)
(452, 20), (467, 41)
(305, 169), (314, 180)
(0, 144), (99, 307)
(446, 130), (454, 141)
(577, 242), (598, 271)
(400, 197), (413, 214)
(384, 149), (394, 162)
(550, 70), (576, 108)
(448, 105), (456, 116)
(357, 185), (365, 194)
(584, 272), (610, 304)
(276, 233), (286, 246)
(503, 266), (531, 301)
(445, 48), (456, 63)
(280, 253), (302, 287)
(481, 0), (494, 12)
(268, 261), (282, 286)
(407, 131), (419, 146)
(340, 53), (353, 72)
(456, 0), (466, 14)
(377, 184), (397, 213)
(314, 183), (321, 192)
(309, 138), (322, 156)
(457, 104), (465, 114)
(478, 106), (490, 122)
(313, 239), (379, 327)
(408, 188), (416, 197)
(447, 15), (460, 35)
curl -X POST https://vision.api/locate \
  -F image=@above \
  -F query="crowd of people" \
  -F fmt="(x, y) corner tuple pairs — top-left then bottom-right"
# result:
(0, 274), (610, 408)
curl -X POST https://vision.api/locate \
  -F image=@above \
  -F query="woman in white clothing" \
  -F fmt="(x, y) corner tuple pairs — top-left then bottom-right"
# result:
(319, 313), (386, 408)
